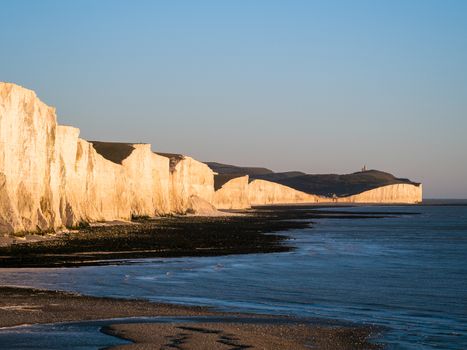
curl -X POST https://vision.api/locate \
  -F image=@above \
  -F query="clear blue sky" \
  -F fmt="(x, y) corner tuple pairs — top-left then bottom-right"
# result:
(1, 0), (466, 198)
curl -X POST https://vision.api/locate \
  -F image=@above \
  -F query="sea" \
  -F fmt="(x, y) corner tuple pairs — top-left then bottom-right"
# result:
(0, 202), (466, 349)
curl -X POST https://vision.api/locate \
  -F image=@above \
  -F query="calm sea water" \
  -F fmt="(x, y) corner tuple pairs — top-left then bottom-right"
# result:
(0, 204), (466, 349)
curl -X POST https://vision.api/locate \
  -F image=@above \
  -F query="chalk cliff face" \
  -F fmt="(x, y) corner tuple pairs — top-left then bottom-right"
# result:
(157, 153), (215, 213)
(0, 83), (216, 233)
(207, 162), (423, 206)
(89, 142), (171, 218)
(0, 82), (423, 233)
(248, 179), (323, 206)
(213, 175), (250, 210)
(336, 184), (422, 204)
(0, 83), (63, 233)
(55, 132), (132, 227)
(121, 145), (171, 216)
(247, 180), (422, 205)
(170, 156), (215, 213)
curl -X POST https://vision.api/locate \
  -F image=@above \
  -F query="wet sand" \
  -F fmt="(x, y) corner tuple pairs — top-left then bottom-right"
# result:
(0, 286), (380, 350)
(0, 286), (217, 328)
(104, 322), (379, 350)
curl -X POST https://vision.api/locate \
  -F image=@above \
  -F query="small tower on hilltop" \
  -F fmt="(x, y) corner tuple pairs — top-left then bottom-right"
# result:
(361, 165), (367, 172)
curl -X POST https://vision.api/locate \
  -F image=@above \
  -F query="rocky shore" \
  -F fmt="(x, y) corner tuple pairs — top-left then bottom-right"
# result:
(0, 205), (399, 268)
(0, 286), (380, 350)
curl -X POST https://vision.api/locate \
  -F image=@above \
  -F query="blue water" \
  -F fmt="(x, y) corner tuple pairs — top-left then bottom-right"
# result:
(0, 205), (466, 349)
(0, 321), (129, 350)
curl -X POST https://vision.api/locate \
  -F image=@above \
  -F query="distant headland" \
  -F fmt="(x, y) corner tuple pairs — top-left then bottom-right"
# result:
(0, 82), (422, 234)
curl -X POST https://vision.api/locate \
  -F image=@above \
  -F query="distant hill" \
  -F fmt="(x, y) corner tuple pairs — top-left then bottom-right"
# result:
(205, 162), (274, 176)
(205, 162), (420, 197)
(260, 170), (420, 197)
(213, 173), (246, 191)
(253, 171), (307, 182)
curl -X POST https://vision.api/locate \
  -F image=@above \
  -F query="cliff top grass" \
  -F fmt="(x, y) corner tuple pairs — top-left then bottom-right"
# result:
(206, 162), (273, 176)
(90, 141), (136, 164)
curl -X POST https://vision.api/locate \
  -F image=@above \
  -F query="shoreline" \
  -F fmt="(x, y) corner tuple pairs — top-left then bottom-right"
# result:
(0, 286), (381, 349)
(0, 205), (398, 268)
(0, 206), (404, 348)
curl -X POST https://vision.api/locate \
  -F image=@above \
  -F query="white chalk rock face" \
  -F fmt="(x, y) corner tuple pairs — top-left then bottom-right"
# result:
(0, 82), (423, 233)
(248, 180), (422, 205)
(248, 179), (323, 206)
(90, 142), (172, 218)
(336, 184), (422, 204)
(0, 83), (61, 232)
(0, 82), (216, 233)
(157, 153), (215, 213)
(186, 195), (226, 216)
(213, 175), (250, 210)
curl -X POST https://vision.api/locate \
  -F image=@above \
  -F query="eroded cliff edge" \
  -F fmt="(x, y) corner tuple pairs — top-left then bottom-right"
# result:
(0, 82), (422, 234)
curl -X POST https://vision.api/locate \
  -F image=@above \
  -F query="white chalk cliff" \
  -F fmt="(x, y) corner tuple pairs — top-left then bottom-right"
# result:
(335, 183), (422, 204)
(247, 180), (422, 205)
(248, 179), (324, 206)
(0, 83), (422, 234)
(156, 153), (215, 213)
(0, 83), (216, 233)
(213, 175), (250, 210)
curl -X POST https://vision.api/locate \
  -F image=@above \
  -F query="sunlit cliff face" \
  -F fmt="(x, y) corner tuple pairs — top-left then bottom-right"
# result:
(0, 82), (422, 234)
(0, 83), (215, 233)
